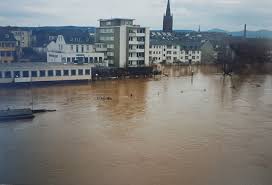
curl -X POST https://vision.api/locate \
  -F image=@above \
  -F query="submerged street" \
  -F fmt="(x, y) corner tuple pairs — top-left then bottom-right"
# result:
(0, 66), (272, 185)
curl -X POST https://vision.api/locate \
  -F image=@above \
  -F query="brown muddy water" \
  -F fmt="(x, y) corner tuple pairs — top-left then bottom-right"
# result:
(0, 65), (272, 185)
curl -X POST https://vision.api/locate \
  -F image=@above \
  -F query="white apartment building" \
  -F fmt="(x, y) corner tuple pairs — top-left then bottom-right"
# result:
(96, 18), (150, 68)
(47, 35), (107, 67)
(149, 41), (202, 64)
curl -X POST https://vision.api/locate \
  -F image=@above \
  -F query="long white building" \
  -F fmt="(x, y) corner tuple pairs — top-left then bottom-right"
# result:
(96, 18), (150, 68)
(47, 35), (107, 67)
(0, 62), (94, 84)
(149, 41), (202, 64)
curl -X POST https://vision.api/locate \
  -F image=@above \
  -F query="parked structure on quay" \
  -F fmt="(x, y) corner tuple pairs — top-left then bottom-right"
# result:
(0, 62), (93, 84)
(96, 18), (150, 68)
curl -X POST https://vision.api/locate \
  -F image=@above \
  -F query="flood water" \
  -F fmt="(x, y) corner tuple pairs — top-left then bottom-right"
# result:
(0, 65), (272, 185)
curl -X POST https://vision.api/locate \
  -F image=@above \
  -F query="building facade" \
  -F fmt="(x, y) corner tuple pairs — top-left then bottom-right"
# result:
(47, 35), (107, 67)
(96, 18), (150, 68)
(163, 0), (173, 32)
(11, 30), (32, 48)
(0, 31), (17, 63)
(149, 42), (202, 64)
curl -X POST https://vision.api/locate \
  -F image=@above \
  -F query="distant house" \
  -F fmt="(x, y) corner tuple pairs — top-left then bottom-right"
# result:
(47, 35), (107, 67)
(11, 30), (32, 48)
(0, 30), (18, 63)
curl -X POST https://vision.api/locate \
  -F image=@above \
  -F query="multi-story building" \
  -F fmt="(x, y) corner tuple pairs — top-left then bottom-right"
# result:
(47, 35), (107, 67)
(11, 30), (32, 48)
(149, 41), (202, 64)
(0, 31), (17, 63)
(96, 18), (150, 68)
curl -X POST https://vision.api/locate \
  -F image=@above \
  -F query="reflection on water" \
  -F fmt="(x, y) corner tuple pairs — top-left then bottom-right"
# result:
(0, 65), (272, 185)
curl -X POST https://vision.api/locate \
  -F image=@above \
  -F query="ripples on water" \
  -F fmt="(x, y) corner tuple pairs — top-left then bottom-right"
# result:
(0, 65), (272, 185)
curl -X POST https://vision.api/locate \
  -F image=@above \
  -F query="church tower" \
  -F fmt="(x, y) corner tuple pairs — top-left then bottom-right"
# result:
(163, 0), (173, 32)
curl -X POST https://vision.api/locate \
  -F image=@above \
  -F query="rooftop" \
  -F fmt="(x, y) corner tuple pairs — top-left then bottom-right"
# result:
(99, 18), (135, 22)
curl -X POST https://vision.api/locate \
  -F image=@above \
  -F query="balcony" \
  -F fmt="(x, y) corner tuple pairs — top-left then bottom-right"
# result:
(129, 57), (145, 61)
(129, 41), (145, 45)
(129, 33), (136, 37)
(95, 48), (107, 52)
(136, 49), (145, 53)
(129, 48), (137, 53)
(136, 33), (146, 37)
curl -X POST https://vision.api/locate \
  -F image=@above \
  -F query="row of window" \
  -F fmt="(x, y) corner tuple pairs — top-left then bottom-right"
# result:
(152, 56), (200, 60)
(0, 51), (16, 57)
(64, 57), (103, 63)
(150, 50), (201, 55)
(70, 45), (92, 53)
(0, 69), (91, 79)
(0, 42), (16, 48)
(129, 53), (145, 57)
(128, 60), (145, 65)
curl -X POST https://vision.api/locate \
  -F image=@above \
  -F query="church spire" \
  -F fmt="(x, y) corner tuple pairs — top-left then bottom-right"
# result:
(163, 0), (173, 32)
(166, 0), (171, 16)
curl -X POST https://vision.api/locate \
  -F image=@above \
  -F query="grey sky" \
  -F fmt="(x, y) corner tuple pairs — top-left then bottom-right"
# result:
(0, 0), (271, 31)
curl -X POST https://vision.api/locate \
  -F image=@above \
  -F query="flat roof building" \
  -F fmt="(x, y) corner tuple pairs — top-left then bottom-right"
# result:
(96, 18), (150, 68)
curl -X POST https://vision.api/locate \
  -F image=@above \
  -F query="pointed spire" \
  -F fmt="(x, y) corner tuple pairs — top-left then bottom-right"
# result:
(166, 0), (171, 16)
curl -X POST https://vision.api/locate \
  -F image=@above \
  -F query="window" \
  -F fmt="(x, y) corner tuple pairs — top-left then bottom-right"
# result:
(85, 69), (90, 75)
(81, 45), (84, 53)
(0, 71), (2, 78)
(67, 58), (71, 63)
(5, 71), (11, 78)
(63, 70), (69, 76)
(89, 57), (93, 63)
(99, 57), (103, 62)
(94, 57), (98, 63)
(23, 71), (29, 78)
(84, 57), (89, 63)
(40, 70), (46, 77)
(71, 45), (73, 51)
(31, 71), (38, 77)
(78, 69), (83, 76)
(14, 71), (20, 78)
(192, 56), (195, 59)
(76, 45), (79, 53)
(56, 70), (61, 76)
(48, 70), (54, 77)
(0, 51), (5, 56)
(71, 70), (76, 76)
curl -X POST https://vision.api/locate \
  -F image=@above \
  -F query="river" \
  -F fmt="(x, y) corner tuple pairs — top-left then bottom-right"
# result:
(0, 65), (272, 185)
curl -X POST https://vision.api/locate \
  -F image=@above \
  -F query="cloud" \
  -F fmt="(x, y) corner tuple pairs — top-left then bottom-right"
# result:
(0, 0), (271, 31)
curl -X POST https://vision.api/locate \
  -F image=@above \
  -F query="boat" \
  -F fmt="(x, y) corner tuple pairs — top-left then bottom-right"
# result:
(0, 109), (35, 121)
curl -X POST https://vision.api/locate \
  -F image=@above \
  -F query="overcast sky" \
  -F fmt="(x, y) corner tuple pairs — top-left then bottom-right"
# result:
(0, 0), (271, 31)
